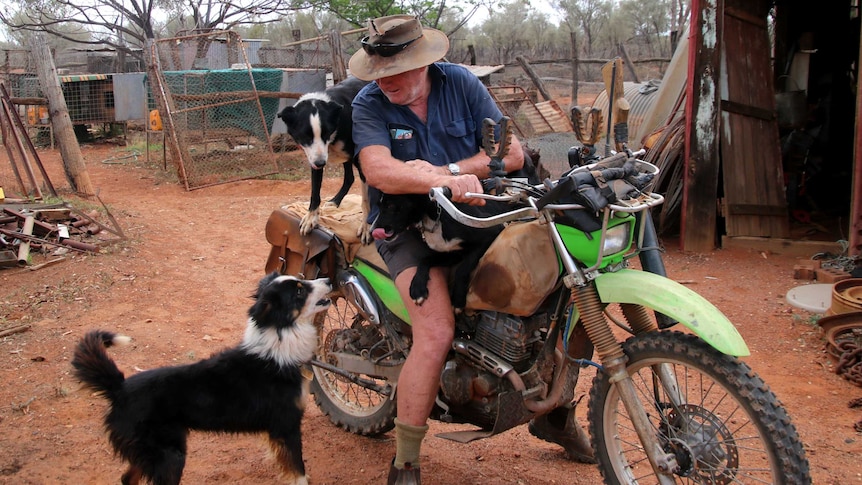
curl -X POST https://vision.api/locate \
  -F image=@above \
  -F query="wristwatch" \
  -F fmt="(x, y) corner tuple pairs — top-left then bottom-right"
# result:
(447, 163), (461, 176)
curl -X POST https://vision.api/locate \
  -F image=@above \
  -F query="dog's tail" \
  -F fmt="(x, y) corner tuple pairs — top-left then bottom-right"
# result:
(71, 330), (131, 399)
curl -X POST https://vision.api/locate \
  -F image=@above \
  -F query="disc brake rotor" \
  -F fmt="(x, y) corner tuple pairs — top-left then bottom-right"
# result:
(661, 404), (739, 483)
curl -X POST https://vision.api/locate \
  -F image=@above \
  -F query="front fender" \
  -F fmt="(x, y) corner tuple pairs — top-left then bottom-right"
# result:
(594, 269), (750, 356)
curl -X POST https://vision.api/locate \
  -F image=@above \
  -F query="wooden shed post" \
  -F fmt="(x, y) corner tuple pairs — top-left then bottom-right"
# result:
(851, 22), (862, 256)
(681, 0), (723, 251)
(29, 32), (94, 197)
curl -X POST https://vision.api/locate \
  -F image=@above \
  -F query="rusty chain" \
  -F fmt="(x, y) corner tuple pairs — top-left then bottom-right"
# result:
(825, 323), (862, 387)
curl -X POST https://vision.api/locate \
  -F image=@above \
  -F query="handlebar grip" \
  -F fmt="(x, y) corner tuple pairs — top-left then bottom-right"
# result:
(430, 187), (453, 200)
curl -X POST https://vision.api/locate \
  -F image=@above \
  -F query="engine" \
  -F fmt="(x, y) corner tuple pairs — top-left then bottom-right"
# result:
(474, 311), (543, 372)
(437, 311), (547, 425)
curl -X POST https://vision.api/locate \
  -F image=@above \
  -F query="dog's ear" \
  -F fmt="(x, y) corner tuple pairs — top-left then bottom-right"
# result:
(249, 296), (273, 324)
(323, 101), (343, 126)
(278, 106), (296, 124)
(249, 273), (280, 323)
(254, 272), (281, 299)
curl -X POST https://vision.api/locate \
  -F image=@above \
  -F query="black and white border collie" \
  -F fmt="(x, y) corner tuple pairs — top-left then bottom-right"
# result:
(71, 273), (331, 485)
(278, 76), (372, 244)
(372, 193), (505, 311)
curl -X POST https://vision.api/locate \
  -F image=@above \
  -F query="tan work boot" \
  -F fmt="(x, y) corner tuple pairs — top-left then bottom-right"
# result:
(528, 404), (596, 464)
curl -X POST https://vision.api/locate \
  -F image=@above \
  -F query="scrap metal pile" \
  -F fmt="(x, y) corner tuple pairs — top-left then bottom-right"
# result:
(0, 201), (125, 269)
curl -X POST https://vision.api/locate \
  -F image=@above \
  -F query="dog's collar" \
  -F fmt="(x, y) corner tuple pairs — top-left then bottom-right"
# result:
(416, 203), (442, 241)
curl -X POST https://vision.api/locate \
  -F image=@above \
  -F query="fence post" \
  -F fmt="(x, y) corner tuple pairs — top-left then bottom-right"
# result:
(617, 43), (640, 83)
(570, 31), (579, 107)
(293, 30), (303, 67)
(516, 55), (552, 102)
(330, 30), (346, 84)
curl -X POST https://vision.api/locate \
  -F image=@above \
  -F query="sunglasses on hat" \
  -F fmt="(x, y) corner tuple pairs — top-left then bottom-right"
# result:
(360, 35), (420, 57)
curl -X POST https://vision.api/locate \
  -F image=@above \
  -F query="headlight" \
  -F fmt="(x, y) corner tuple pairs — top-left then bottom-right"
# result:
(602, 221), (631, 256)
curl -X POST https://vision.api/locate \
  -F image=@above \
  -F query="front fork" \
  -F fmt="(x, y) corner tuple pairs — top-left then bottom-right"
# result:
(551, 217), (678, 481)
(570, 285), (678, 482)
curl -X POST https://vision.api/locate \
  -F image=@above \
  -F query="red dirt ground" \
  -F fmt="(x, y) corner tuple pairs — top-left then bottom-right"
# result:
(1, 140), (861, 484)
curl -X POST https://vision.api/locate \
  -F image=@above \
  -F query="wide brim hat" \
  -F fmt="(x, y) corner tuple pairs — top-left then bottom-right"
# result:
(348, 15), (450, 81)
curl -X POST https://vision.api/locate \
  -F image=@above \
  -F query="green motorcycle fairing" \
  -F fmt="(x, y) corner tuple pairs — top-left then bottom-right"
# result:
(352, 258), (411, 324)
(593, 269), (750, 356)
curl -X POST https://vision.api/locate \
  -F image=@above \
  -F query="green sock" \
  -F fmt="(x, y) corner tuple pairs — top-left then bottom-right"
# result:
(393, 418), (429, 469)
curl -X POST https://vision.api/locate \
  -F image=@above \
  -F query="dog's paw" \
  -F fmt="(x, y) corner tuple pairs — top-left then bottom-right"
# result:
(300, 211), (319, 235)
(288, 475), (308, 485)
(358, 220), (374, 245)
(409, 282), (429, 307)
(450, 288), (469, 313)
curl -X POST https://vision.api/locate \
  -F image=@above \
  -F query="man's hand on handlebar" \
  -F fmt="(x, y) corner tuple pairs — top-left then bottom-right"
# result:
(405, 159), (485, 205)
(443, 174), (485, 206)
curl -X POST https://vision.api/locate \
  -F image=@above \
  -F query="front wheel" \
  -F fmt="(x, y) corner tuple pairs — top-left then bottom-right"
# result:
(588, 331), (810, 485)
(310, 289), (399, 436)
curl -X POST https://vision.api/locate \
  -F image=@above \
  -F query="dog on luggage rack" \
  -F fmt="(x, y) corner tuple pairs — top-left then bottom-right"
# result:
(278, 76), (372, 244)
(71, 273), (332, 485)
(371, 192), (509, 311)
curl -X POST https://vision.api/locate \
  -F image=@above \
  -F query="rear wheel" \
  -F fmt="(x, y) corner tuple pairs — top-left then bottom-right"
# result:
(588, 331), (810, 484)
(310, 290), (399, 435)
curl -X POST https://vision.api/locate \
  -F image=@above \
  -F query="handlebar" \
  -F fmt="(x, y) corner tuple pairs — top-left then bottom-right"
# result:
(428, 149), (662, 229)
(428, 187), (537, 228)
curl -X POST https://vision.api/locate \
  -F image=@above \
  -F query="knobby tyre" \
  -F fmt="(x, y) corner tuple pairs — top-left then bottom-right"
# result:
(310, 291), (397, 435)
(588, 331), (810, 485)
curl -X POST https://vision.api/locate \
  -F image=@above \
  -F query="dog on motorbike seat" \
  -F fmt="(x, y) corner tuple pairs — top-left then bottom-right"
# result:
(371, 192), (507, 310)
(278, 76), (372, 244)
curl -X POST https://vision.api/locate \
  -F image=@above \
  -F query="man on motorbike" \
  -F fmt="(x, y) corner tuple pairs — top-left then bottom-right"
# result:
(348, 15), (594, 484)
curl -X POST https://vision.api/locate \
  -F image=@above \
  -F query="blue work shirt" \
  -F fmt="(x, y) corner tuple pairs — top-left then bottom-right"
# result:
(352, 62), (504, 221)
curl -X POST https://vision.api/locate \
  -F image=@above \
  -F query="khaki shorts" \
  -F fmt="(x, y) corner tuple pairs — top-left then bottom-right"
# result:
(374, 229), (441, 280)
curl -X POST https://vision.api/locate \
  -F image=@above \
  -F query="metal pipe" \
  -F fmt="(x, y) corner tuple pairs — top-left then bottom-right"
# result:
(61, 239), (99, 252)
(523, 350), (569, 414)
(16, 215), (34, 265)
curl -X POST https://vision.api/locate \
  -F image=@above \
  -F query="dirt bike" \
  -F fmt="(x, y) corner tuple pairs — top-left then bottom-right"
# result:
(263, 148), (810, 484)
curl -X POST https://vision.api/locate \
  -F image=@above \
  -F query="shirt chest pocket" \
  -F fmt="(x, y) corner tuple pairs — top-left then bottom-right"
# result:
(445, 118), (476, 140)
(388, 123), (418, 161)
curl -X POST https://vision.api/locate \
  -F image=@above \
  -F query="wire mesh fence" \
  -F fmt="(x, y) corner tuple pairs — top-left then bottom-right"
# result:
(4, 61), (127, 152)
(150, 30), (282, 190)
(257, 37), (334, 70)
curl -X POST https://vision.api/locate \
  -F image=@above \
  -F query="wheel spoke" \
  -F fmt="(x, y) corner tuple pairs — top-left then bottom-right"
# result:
(309, 291), (398, 435)
(589, 332), (809, 484)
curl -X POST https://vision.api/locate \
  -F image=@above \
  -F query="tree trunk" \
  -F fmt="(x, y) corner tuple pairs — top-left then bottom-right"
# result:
(28, 32), (94, 196)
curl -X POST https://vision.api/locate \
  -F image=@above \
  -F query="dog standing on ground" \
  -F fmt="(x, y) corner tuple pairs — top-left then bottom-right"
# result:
(278, 76), (372, 244)
(71, 273), (332, 485)
(371, 193), (507, 310)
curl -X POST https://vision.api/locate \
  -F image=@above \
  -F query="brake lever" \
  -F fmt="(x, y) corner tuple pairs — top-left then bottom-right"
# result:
(482, 177), (505, 195)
